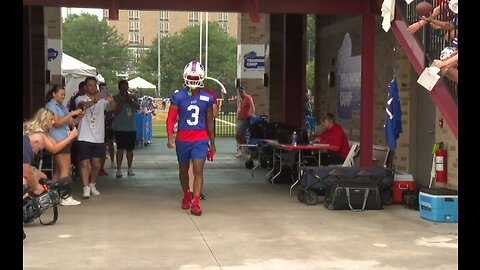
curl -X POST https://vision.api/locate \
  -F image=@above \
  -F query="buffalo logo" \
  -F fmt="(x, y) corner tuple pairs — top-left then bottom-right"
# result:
(47, 48), (58, 62)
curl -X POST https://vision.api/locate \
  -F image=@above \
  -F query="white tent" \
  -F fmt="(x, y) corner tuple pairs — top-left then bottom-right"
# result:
(62, 53), (97, 102)
(128, 77), (157, 90)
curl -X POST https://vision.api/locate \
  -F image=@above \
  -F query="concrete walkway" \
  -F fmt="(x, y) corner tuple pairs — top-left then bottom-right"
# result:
(23, 138), (458, 269)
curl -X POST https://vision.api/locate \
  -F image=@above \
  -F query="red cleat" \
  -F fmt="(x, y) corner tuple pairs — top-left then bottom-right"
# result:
(182, 195), (192, 209)
(190, 204), (202, 216)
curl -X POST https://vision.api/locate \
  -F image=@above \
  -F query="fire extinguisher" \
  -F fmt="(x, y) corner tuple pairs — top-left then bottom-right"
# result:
(435, 142), (447, 183)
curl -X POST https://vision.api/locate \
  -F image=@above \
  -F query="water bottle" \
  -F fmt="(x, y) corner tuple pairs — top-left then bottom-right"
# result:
(291, 131), (297, 146)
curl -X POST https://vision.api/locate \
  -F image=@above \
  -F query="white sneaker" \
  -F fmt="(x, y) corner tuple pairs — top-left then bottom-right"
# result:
(89, 183), (101, 196)
(116, 170), (123, 178)
(128, 168), (135, 176)
(82, 186), (91, 199)
(110, 162), (115, 169)
(61, 196), (82, 206)
(235, 149), (243, 158)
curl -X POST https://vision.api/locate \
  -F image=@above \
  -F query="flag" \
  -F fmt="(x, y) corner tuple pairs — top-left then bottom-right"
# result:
(384, 78), (402, 150)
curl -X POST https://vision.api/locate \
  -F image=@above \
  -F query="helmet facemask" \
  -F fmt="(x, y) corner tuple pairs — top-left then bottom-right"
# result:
(183, 61), (205, 89)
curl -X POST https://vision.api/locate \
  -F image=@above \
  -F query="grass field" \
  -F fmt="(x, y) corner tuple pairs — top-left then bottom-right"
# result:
(152, 111), (236, 138)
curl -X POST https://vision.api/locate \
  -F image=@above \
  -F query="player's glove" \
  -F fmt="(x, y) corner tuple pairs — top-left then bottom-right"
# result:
(207, 144), (215, 162)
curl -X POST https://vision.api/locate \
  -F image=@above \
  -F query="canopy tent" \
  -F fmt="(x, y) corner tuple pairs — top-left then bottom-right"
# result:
(62, 53), (97, 102)
(128, 77), (157, 90)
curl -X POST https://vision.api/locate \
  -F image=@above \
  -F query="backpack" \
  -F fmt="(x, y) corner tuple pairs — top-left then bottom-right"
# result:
(67, 93), (79, 112)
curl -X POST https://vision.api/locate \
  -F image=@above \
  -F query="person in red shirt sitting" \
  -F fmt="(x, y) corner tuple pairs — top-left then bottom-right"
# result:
(311, 113), (350, 166)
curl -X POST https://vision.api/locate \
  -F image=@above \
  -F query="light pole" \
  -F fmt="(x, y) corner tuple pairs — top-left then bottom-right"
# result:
(199, 12), (203, 63)
(205, 12), (209, 77)
(157, 12), (161, 97)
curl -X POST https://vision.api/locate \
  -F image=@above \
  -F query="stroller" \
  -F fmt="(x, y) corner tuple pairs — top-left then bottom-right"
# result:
(243, 115), (276, 176)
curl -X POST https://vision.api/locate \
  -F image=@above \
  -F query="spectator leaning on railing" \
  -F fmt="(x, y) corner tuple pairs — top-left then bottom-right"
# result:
(407, 0), (454, 35)
(422, 0), (458, 83)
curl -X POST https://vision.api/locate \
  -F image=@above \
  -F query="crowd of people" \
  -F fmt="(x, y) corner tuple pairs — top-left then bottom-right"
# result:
(25, 0), (453, 231)
(22, 75), (161, 239)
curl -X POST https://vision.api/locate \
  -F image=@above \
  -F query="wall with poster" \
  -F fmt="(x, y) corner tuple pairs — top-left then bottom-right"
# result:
(47, 39), (62, 84)
(237, 44), (265, 79)
(336, 33), (361, 121)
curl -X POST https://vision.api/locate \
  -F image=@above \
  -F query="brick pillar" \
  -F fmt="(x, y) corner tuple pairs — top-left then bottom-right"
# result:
(237, 13), (269, 117)
(45, 7), (63, 87)
(23, 6), (46, 119)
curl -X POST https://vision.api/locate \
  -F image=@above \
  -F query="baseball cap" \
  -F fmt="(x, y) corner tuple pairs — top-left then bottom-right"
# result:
(238, 85), (245, 92)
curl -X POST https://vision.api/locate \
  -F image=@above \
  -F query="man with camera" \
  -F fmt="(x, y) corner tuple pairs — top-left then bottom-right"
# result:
(23, 132), (47, 196)
(23, 132), (74, 239)
(23, 132), (46, 240)
(111, 79), (140, 178)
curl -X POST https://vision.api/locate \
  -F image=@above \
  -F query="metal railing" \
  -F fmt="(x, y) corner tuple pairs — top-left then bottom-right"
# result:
(400, 0), (458, 102)
(215, 98), (237, 137)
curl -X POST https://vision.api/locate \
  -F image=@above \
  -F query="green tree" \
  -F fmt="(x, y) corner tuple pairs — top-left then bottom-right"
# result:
(306, 14), (315, 62)
(306, 60), (314, 91)
(62, 13), (130, 92)
(137, 22), (237, 98)
(306, 15), (315, 91)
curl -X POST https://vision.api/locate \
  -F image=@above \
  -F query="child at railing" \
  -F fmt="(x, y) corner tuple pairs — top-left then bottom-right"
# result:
(421, 0), (458, 84)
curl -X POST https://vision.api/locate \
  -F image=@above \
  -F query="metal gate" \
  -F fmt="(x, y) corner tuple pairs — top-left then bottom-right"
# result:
(215, 98), (237, 137)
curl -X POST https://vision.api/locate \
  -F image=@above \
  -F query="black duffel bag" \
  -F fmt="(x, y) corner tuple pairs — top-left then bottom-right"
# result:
(324, 180), (383, 211)
(323, 168), (394, 211)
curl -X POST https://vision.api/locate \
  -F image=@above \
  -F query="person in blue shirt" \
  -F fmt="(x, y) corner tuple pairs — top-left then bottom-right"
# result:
(45, 85), (84, 206)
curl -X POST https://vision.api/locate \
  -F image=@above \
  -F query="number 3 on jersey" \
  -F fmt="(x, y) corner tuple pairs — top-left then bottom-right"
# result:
(186, 105), (200, 125)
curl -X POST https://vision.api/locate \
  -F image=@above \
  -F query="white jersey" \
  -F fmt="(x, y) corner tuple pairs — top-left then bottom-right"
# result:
(76, 95), (109, 143)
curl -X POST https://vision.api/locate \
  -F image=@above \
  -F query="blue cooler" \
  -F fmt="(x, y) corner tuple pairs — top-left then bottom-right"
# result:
(419, 188), (458, 223)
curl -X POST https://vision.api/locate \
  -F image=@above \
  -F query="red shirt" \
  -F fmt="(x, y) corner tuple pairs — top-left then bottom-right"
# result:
(237, 93), (254, 120)
(317, 123), (350, 158)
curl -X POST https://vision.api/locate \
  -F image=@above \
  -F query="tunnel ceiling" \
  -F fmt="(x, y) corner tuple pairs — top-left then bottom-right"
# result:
(23, 0), (379, 16)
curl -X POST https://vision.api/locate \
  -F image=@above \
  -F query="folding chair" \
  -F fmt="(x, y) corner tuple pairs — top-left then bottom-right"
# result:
(341, 142), (360, 167)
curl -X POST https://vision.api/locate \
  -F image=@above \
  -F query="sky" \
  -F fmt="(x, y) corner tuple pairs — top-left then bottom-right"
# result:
(61, 7), (103, 19)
